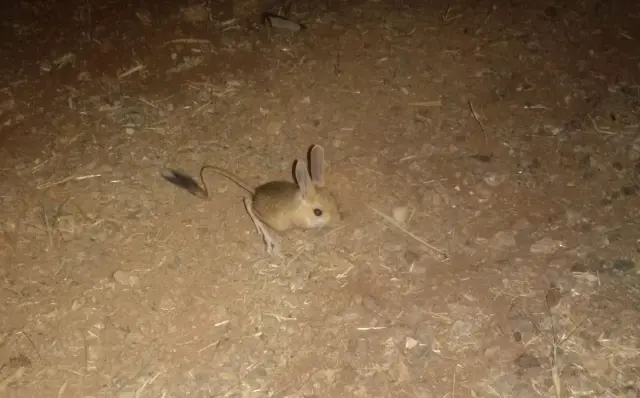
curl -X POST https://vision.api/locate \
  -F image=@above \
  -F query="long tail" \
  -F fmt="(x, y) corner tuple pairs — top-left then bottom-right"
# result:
(161, 165), (254, 200)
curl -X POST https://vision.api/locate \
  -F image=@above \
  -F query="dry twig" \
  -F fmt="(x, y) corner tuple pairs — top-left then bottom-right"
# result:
(367, 205), (448, 257)
(468, 100), (488, 142)
(588, 114), (618, 136)
(37, 174), (101, 190)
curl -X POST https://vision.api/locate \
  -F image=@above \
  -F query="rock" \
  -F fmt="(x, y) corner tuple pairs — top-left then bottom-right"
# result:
(473, 182), (493, 200)
(628, 136), (640, 161)
(582, 357), (610, 378)
(505, 312), (536, 341)
(245, 366), (268, 390)
(158, 297), (176, 311)
(565, 209), (587, 226)
(621, 185), (638, 196)
(572, 272), (599, 283)
(405, 337), (419, 350)
(449, 320), (473, 339)
(413, 322), (432, 346)
(392, 358), (412, 383)
(421, 189), (444, 207)
(180, 4), (208, 24)
(514, 352), (541, 369)
(361, 295), (380, 313)
(124, 332), (143, 345)
(265, 120), (282, 136)
(196, 89), (211, 103)
(490, 230), (517, 250)
(113, 270), (139, 287)
(77, 71), (91, 81)
(263, 14), (305, 32)
(513, 217), (530, 230)
(351, 228), (365, 240)
(470, 154), (493, 163)
(489, 373), (517, 395)
(408, 264), (428, 274)
(513, 331), (522, 342)
(484, 345), (501, 359)
(337, 365), (358, 385)
(404, 250), (420, 264)
(347, 338), (369, 357)
(392, 206), (409, 224)
(571, 254), (605, 272)
(612, 259), (635, 273)
(545, 284), (562, 309)
(529, 237), (562, 254)
(70, 298), (85, 311)
(483, 172), (506, 187)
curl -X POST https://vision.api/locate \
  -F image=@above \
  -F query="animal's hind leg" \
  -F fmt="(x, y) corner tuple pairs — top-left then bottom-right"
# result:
(243, 197), (281, 256)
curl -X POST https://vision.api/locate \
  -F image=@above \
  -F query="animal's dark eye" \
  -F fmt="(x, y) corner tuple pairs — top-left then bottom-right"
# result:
(313, 208), (323, 217)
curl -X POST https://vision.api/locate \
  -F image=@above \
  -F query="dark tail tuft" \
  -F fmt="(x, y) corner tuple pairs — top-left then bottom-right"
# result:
(161, 169), (207, 198)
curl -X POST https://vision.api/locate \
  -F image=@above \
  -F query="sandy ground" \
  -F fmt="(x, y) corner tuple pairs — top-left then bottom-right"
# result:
(1, 0), (639, 397)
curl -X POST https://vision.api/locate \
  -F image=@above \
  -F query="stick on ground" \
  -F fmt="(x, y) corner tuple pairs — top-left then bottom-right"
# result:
(367, 205), (448, 257)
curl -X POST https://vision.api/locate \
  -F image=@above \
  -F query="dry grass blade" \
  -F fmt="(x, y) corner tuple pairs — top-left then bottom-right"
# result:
(588, 113), (618, 135)
(134, 372), (162, 398)
(408, 100), (442, 107)
(520, 302), (590, 398)
(551, 344), (562, 398)
(468, 100), (488, 142)
(118, 64), (146, 79)
(57, 381), (68, 398)
(367, 205), (448, 257)
(36, 174), (101, 190)
(20, 331), (43, 363)
(163, 38), (212, 46)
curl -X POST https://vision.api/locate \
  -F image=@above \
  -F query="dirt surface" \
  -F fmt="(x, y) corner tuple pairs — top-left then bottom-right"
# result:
(1, 0), (639, 397)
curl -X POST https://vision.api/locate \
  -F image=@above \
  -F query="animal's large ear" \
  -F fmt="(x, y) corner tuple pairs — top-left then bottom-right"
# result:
(294, 160), (316, 200)
(308, 144), (325, 187)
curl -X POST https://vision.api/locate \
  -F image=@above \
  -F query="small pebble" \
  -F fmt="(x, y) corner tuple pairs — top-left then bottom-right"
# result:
(449, 320), (473, 339)
(490, 230), (517, 250)
(196, 89), (211, 103)
(545, 285), (562, 309)
(404, 250), (420, 264)
(70, 298), (85, 311)
(483, 172), (506, 187)
(470, 154), (493, 162)
(530, 237), (561, 254)
(628, 136), (640, 161)
(392, 206), (409, 224)
(612, 259), (635, 272)
(513, 217), (530, 230)
(405, 337), (419, 350)
(484, 345), (501, 358)
(572, 272), (599, 283)
(514, 352), (541, 369)
(77, 71), (91, 81)
(473, 183), (493, 200)
(113, 270), (139, 287)
(159, 297), (176, 311)
(265, 121), (282, 136)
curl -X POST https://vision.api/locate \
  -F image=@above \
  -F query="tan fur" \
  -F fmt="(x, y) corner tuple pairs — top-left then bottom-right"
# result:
(161, 144), (340, 255)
